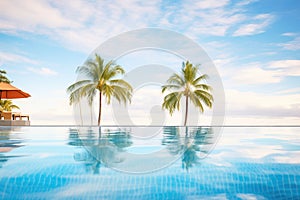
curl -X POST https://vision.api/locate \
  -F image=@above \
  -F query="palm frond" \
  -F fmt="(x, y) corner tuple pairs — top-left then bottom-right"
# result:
(0, 100), (20, 111)
(194, 83), (212, 91)
(102, 83), (113, 104)
(76, 64), (95, 80)
(102, 64), (125, 81)
(86, 87), (97, 106)
(95, 54), (104, 74)
(68, 82), (96, 105)
(194, 90), (214, 108)
(69, 88), (82, 105)
(67, 80), (91, 94)
(192, 74), (208, 85)
(10, 105), (20, 110)
(189, 93), (204, 112)
(110, 79), (133, 92)
(182, 61), (198, 83)
(162, 84), (181, 93)
(167, 73), (185, 86)
(162, 92), (183, 115)
(111, 85), (132, 104)
(79, 83), (97, 97)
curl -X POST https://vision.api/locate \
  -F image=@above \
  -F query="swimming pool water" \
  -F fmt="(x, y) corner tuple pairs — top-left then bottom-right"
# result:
(1, 126), (300, 199)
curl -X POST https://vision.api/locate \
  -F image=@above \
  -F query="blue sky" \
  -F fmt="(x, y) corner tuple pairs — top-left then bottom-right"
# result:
(0, 0), (299, 125)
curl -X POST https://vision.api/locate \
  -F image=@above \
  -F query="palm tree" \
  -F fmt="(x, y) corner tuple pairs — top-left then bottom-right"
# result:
(0, 71), (18, 112)
(0, 100), (20, 111)
(67, 54), (133, 126)
(0, 70), (11, 83)
(162, 61), (213, 126)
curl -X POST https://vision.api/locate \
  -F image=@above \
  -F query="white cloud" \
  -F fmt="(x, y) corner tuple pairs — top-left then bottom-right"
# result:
(233, 14), (273, 36)
(0, 0), (162, 52)
(210, 57), (300, 125)
(0, 0), (80, 32)
(223, 59), (300, 86)
(0, 52), (38, 65)
(157, 1), (274, 38)
(267, 60), (300, 76)
(281, 32), (297, 37)
(236, 0), (260, 6)
(194, 0), (229, 9)
(186, 11), (245, 36)
(275, 87), (300, 95)
(27, 67), (58, 76)
(279, 36), (300, 50)
(0, 0), (274, 51)
(174, 1), (248, 37)
(225, 89), (300, 119)
(232, 65), (282, 84)
(214, 58), (233, 68)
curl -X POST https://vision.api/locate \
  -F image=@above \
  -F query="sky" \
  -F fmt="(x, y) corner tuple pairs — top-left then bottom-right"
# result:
(0, 0), (299, 126)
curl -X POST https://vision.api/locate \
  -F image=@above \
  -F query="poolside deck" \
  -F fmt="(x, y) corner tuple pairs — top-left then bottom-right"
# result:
(0, 120), (30, 126)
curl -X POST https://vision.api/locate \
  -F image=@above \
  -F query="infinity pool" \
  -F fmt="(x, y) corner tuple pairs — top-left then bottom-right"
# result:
(1, 126), (300, 199)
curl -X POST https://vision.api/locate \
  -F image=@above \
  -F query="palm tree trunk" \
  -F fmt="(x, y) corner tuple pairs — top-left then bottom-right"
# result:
(98, 92), (102, 126)
(185, 126), (188, 137)
(98, 126), (102, 138)
(184, 95), (188, 126)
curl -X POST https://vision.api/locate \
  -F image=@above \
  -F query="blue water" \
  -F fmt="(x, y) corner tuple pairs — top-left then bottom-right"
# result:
(0, 126), (300, 199)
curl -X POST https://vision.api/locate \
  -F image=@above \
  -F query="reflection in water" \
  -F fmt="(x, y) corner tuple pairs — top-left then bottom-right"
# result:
(1, 127), (300, 199)
(162, 127), (214, 171)
(68, 128), (132, 174)
(69, 127), (214, 173)
(0, 130), (24, 168)
(107, 129), (133, 149)
(68, 128), (83, 147)
(161, 126), (183, 155)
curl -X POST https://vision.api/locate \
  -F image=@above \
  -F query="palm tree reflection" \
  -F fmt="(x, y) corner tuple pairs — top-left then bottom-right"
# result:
(107, 129), (133, 149)
(162, 126), (213, 171)
(68, 126), (213, 173)
(162, 126), (183, 155)
(68, 128), (132, 174)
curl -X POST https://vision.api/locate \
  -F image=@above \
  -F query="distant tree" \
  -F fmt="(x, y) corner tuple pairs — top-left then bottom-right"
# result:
(0, 70), (11, 83)
(0, 71), (19, 112)
(0, 100), (20, 111)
